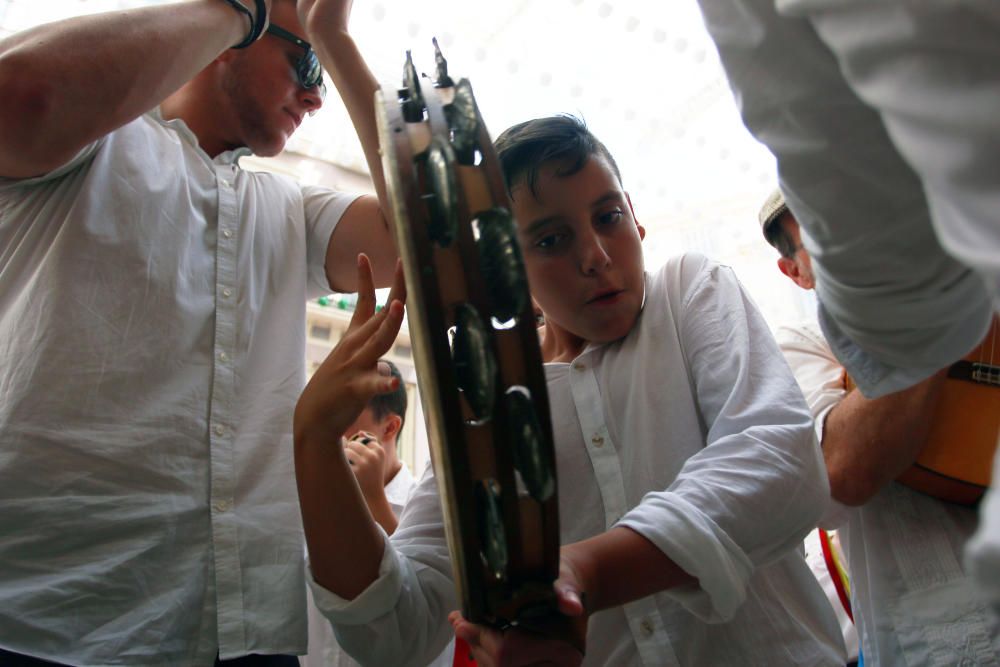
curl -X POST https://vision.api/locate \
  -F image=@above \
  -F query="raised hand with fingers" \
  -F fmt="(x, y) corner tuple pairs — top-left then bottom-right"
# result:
(294, 253), (405, 445)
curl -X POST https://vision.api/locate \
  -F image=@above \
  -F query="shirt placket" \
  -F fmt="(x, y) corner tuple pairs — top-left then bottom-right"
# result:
(210, 165), (245, 655)
(568, 356), (679, 667)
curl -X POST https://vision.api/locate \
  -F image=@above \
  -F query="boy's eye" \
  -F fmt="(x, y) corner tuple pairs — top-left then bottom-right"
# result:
(598, 208), (624, 226)
(534, 232), (565, 250)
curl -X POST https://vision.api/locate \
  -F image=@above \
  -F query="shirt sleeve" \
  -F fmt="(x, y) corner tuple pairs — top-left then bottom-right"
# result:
(775, 323), (854, 528)
(301, 184), (364, 299)
(617, 259), (829, 622)
(0, 139), (104, 191)
(307, 465), (458, 667)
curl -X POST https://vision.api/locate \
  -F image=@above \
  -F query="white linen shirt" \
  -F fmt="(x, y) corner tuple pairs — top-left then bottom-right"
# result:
(310, 253), (846, 666)
(776, 322), (1000, 666)
(0, 110), (359, 665)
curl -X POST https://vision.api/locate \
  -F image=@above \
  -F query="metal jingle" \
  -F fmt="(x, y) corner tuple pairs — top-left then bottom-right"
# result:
(446, 78), (480, 165)
(432, 37), (454, 88)
(401, 50), (425, 122)
(475, 208), (528, 323)
(476, 479), (508, 582)
(452, 304), (496, 420)
(425, 138), (458, 247)
(505, 387), (554, 503)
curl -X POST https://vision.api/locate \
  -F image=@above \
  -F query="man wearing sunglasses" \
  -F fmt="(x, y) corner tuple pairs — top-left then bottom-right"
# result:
(0, 0), (398, 665)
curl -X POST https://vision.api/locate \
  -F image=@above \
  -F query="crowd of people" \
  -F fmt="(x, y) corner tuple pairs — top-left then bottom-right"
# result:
(0, 0), (996, 666)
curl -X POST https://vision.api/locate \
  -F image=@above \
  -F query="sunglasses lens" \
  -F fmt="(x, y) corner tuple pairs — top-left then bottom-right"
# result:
(299, 52), (325, 93)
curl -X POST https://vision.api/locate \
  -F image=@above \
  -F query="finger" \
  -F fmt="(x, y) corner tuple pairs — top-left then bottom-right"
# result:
(355, 299), (405, 368)
(554, 580), (585, 617)
(384, 258), (407, 310)
(338, 293), (401, 360)
(348, 254), (377, 330)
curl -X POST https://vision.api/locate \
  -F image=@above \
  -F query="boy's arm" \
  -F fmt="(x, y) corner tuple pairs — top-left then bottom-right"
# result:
(0, 0), (252, 179)
(295, 255), (404, 598)
(297, 0), (398, 292)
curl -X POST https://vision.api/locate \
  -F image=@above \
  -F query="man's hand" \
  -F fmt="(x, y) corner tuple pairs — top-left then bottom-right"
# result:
(296, 0), (351, 38)
(344, 431), (386, 502)
(294, 254), (405, 445)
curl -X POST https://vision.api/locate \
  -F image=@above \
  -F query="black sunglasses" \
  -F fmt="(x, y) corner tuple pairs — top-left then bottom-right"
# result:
(266, 23), (327, 102)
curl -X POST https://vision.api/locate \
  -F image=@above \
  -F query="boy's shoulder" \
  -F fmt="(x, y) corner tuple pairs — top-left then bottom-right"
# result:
(648, 251), (731, 302)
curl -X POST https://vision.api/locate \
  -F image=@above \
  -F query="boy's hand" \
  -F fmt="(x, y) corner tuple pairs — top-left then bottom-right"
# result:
(448, 613), (584, 667)
(446, 547), (591, 667)
(344, 431), (386, 502)
(294, 254), (405, 445)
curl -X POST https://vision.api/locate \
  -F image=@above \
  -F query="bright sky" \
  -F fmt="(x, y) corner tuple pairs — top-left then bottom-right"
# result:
(0, 0), (816, 327)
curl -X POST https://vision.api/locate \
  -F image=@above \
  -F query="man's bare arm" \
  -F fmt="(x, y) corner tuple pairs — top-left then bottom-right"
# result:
(822, 370), (947, 506)
(0, 0), (253, 179)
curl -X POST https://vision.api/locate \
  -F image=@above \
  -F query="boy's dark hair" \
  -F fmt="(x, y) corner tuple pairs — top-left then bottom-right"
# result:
(764, 217), (798, 259)
(369, 359), (406, 432)
(494, 115), (622, 197)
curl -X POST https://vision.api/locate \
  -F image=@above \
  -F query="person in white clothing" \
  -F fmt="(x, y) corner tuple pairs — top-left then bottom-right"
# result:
(0, 1), (397, 664)
(292, 116), (846, 666)
(694, 0), (1000, 609)
(761, 190), (1000, 666)
(302, 360), (453, 667)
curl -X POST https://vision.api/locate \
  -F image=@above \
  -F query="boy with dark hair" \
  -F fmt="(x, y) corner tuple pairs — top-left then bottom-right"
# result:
(293, 118), (846, 666)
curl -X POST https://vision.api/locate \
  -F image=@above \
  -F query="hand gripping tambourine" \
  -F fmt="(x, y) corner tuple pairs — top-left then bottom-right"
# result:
(375, 43), (576, 646)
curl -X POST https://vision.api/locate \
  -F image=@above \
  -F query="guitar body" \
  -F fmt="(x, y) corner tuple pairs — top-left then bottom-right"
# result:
(897, 318), (1000, 505)
(847, 318), (1000, 505)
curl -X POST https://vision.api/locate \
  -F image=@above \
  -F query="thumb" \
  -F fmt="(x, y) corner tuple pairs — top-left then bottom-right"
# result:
(554, 579), (585, 618)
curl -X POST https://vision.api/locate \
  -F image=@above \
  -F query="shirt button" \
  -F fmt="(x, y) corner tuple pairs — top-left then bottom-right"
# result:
(591, 435), (605, 447)
(222, 229), (233, 239)
(214, 424), (225, 436)
(573, 361), (586, 372)
(640, 619), (654, 637)
(222, 288), (232, 298)
(213, 499), (231, 512)
(219, 352), (228, 362)
(221, 179), (231, 188)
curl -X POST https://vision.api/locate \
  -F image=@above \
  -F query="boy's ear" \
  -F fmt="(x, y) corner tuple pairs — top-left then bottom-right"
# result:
(382, 413), (403, 442)
(625, 192), (645, 240)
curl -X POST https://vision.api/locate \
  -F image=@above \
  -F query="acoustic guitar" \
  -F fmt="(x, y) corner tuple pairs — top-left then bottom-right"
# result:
(848, 317), (999, 505)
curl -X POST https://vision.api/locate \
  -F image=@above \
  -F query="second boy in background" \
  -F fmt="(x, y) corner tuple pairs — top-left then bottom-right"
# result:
(294, 116), (847, 666)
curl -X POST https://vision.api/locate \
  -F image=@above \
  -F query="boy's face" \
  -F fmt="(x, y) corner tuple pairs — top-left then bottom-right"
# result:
(511, 155), (646, 347)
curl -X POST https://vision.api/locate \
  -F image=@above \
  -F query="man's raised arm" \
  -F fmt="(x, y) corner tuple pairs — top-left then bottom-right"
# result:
(0, 0), (260, 179)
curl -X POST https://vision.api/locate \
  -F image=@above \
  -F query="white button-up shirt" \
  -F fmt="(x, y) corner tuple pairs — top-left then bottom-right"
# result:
(310, 253), (845, 666)
(776, 321), (1000, 666)
(0, 111), (359, 665)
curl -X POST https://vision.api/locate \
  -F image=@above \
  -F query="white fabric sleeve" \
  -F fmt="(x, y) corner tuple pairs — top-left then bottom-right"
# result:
(0, 138), (104, 191)
(618, 260), (829, 622)
(774, 323), (853, 529)
(301, 185), (363, 298)
(696, 0), (994, 398)
(308, 465), (458, 667)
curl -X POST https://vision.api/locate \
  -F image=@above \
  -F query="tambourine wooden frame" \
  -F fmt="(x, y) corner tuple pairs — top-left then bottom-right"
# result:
(375, 76), (561, 627)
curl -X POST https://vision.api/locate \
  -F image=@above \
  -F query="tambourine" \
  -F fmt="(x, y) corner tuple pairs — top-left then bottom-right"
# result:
(375, 41), (572, 641)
